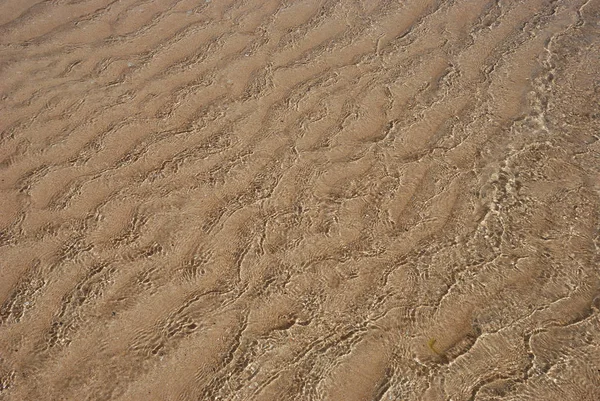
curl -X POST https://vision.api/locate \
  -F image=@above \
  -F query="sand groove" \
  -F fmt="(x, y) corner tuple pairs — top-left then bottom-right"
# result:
(1, 0), (599, 400)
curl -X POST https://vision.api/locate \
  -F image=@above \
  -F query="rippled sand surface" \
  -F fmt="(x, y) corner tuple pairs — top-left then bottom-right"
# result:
(1, 1), (599, 400)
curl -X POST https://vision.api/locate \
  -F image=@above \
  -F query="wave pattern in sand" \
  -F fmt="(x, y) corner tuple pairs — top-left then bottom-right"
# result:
(1, 0), (599, 400)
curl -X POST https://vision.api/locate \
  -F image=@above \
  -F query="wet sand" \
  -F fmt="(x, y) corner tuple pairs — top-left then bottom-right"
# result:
(1, 0), (599, 400)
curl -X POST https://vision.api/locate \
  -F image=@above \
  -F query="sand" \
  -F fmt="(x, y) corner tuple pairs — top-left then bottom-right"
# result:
(1, 0), (599, 400)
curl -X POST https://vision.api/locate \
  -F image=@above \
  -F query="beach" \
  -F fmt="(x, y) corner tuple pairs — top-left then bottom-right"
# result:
(1, 0), (599, 400)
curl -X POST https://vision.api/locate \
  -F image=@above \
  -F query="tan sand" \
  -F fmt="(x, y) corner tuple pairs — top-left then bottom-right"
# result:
(1, 0), (599, 400)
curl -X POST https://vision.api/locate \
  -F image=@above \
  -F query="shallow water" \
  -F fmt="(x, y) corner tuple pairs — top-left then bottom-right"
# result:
(0, 0), (599, 400)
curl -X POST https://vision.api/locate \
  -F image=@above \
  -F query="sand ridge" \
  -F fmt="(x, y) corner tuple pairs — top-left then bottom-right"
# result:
(1, 0), (599, 400)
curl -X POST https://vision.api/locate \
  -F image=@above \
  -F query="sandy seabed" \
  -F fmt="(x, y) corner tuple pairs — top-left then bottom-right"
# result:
(1, 1), (599, 400)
